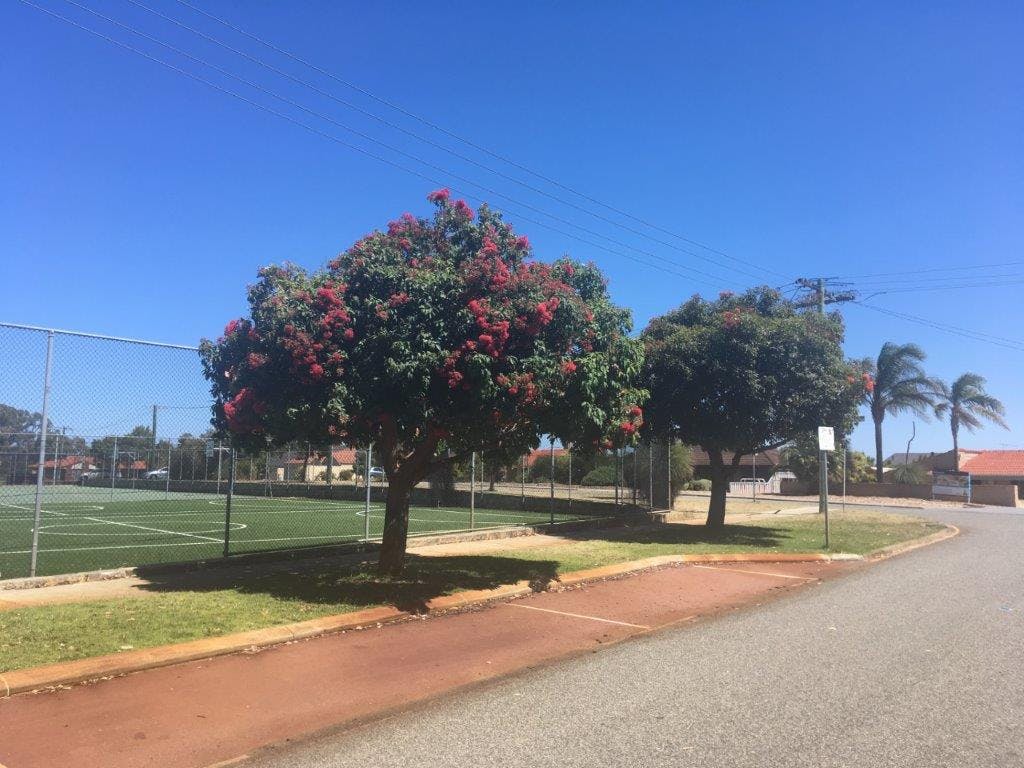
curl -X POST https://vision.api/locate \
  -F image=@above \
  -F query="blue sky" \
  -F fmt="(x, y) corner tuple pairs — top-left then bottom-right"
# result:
(2, 0), (1022, 456)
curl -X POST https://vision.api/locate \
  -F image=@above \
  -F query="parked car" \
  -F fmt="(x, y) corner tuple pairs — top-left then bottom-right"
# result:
(79, 470), (102, 482)
(145, 467), (169, 480)
(368, 467), (385, 479)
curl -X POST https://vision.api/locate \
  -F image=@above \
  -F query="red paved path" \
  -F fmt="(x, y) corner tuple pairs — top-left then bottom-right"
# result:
(0, 561), (851, 768)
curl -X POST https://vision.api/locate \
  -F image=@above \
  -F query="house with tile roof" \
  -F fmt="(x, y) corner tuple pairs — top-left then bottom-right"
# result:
(917, 449), (1024, 485)
(277, 447), (358, 482)
(28, 455), (99, 483)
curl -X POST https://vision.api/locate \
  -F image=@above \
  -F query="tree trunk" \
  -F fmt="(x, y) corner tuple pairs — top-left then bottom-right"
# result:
(874, 417), (884, 483)
(377, 480), (411, 577)
(952, 416), (960, 471)
(706, 449), (728, 528)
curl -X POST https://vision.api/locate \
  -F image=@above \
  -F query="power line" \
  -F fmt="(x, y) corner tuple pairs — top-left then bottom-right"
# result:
(860, 279), (1024, 299)
(171, 0), (786, 279)
(17, 0), (735, 292)
(851, 301), (1024, 352)
(848, 271), (1024, 286)
(47, 0), (751, 290)
(830, 260), (1024, 279)
(117, 0), (775, 283)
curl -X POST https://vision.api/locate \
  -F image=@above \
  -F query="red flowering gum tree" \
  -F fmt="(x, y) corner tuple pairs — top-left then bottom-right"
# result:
(200, 191), (645, 575)
(641, 288), (867, 527)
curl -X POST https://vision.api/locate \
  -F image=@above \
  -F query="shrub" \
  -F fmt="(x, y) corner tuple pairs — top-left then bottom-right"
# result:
(687, 479), (712, 491)
(580, 465), (618, 486)
(889, 464), (929, 485)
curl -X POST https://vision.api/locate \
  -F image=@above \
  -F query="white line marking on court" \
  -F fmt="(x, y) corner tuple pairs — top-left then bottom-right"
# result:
(691, 564), (817, 581)
(508, 603), (650, 629)
(78, 515), (224, 543)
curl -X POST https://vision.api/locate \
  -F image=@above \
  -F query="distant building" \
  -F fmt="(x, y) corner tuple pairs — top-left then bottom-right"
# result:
(688, 447), (782, 481)
(29, 455), (98, 483)
(276, 447), (357, 482)
(918, 449), (1024, 486)
(525, 447), (569, 467)
(885, 452), (938, 467)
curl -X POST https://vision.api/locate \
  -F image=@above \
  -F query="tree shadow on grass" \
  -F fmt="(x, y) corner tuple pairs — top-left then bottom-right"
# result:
(134, 553), (560, 614)
(550, 518), (795, 549)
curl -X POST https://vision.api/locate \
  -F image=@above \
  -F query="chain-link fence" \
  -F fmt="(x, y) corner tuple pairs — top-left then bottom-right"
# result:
(1, 322), (661, 580)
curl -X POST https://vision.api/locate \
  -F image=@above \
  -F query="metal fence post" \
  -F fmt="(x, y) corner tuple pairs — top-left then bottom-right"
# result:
(549, 438), (555, 524)
(842, 443), (847, 513)
(52, 430), (61, 486)
(28, 330), (54, 578)
(648, 440), (654, 510)
(165, 443), (171, 499)
(632, 448), (638, 507)
(223, 447), (235, 558)
(364, 443), (372, 540)
(614, 448), (620, 505)
(752, 451), (757, 500)
(111, 435), (118, 501)
(567, 445), (572, 511)
(470, 451), (476, 530)
(521, 454), (526, 509)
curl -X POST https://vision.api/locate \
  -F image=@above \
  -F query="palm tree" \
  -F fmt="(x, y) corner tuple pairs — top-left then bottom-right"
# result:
(933, 373), (1008, 470)
(863, 343), (935, 482)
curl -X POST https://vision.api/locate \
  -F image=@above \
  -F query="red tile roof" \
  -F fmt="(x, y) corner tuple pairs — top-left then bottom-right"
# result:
(526, 447), (569, 466)
(31, 455), (96, 470)
(688, 447), (781, 468)
(284, 448), (357, 465)
(959, 450), (1024, 477)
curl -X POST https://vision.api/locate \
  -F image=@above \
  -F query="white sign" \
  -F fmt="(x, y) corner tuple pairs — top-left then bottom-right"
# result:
(933, 471), (971, 499)
(817, 426), (835, 452)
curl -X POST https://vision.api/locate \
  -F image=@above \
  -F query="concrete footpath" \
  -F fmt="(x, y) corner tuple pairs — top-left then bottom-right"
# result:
(0, 559), (852, 768)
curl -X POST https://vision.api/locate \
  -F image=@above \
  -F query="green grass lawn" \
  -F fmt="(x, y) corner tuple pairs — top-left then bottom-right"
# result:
(0, 511), (945, 673)
(0, 486), (582, 578)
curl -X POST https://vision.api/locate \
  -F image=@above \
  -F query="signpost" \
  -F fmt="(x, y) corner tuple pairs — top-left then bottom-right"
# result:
(932, 470), (971, 502)
(817, 426), (835, 548)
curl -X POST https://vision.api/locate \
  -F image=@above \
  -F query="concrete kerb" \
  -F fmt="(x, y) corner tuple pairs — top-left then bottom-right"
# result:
(865, 523), (960, 561)
(0, 552), (850, 698)
(0, 524), (959, 698)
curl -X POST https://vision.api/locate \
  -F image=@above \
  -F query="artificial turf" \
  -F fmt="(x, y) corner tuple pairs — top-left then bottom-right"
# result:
(0, 486), (583, 578)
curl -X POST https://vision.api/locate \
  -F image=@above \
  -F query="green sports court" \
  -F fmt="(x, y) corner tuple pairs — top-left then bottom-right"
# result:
(0, 485), (586, 578)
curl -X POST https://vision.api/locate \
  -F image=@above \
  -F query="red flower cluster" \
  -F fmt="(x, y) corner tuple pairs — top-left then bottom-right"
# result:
(427, 188), (451, 203)
(223, 388), (267, 434)
(480, 237), (499, 257)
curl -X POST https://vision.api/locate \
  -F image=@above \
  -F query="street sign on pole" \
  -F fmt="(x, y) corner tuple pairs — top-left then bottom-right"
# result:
(817, 426), (834, 548)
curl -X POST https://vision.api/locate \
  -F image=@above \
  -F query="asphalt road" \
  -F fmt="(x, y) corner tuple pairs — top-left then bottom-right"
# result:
(249, 506), (1023, 768)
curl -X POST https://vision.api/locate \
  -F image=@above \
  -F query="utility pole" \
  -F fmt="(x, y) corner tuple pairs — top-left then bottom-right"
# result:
(794, 278), (857, 314)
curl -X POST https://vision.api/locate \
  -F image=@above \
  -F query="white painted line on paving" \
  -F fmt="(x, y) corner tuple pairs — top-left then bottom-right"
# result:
(508, 602), (651, 629)
(691, 564), (817, 581)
